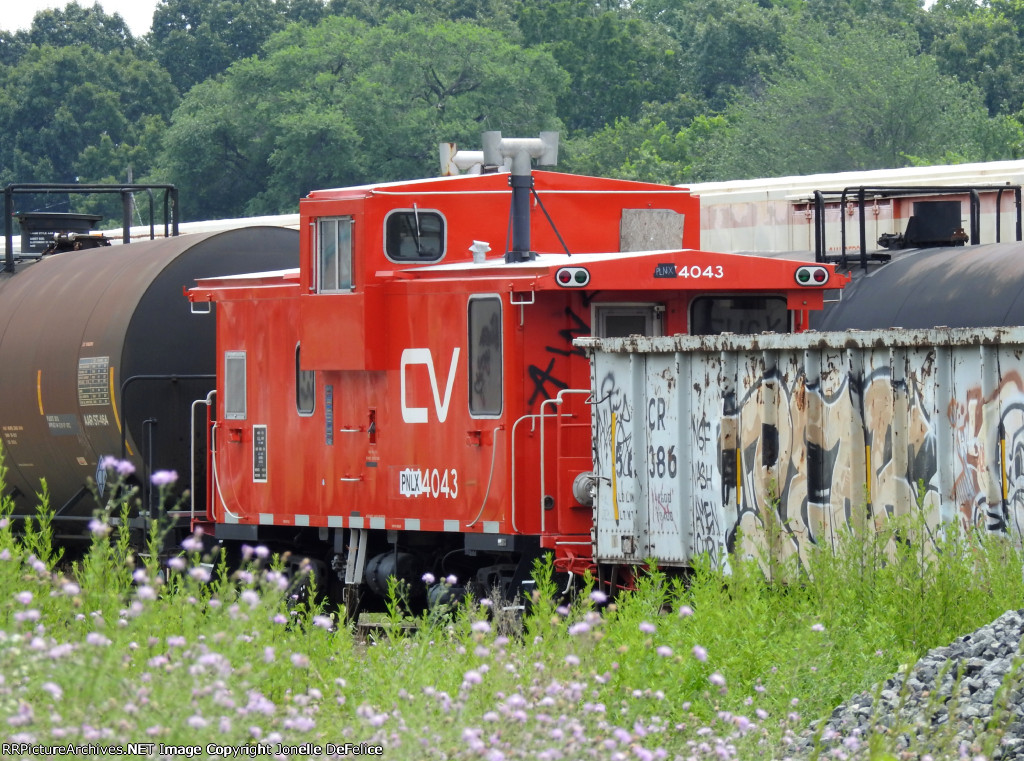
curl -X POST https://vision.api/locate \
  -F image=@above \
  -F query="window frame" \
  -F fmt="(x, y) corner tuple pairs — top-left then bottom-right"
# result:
(688, 295), (790, 336)
(383, 207), (446, 263)
(592, 303), (663, 338)
(317, 216), (354, 293)
(467, 294), (503, 419)
(224, 350), (247, 420)
(295, 343), (315, 417)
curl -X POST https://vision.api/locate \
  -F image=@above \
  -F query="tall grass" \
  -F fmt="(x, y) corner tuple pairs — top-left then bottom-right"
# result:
(0, 452), (1022, 759)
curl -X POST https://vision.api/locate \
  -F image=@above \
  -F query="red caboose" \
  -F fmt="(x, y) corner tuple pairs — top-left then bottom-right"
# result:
(188, 133), (845, 608)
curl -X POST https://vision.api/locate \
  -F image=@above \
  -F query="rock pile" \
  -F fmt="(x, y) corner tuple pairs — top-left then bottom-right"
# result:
(797, 609), (1024, 759)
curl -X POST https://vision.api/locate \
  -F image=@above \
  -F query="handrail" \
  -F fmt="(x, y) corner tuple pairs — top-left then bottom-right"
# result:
(190, 390), (216, 524)
(509, 413), (541, 533)
(4, 182), (179, 273)
(539, 388), (591, 533)
(817, 184), (1022, 268)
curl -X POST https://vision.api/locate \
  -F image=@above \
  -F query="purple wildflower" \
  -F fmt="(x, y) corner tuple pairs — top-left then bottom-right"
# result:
(639, 621), (656, 634)
(100, 456), (136, 476)
(166, 556), (186, 572)
(151, 470), (178, 486)
(88, 519), (110, 538)
(590, 590), (608, 604)
(693, 645), (708, 662)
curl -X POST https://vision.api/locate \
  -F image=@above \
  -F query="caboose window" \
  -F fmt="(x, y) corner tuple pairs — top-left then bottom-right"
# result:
(594, 305), (661, 338)
(224, 351), (247, 420)
(468, 295), (502, 416)
(384, 208), (445, 262)
(295, 344), (315, 416)
(690, 296), (789, 335)
(318, 217), (353, 292)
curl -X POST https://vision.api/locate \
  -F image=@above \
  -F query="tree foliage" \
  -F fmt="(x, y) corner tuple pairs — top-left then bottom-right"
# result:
(0, 45), (177, 189)
(634, 0), (791, 112)
(149, 0), (293, 92)
(156, 13), (567, 219)
(4, 0), (1024, 218)
(694, 24), (1013, 180)
(930, 4), (1024, 115)
(516, 0), (681, 132)
(0, 1), (138, 65)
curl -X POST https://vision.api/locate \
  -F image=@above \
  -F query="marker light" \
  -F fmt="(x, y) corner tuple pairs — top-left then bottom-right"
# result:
(555, 267), (590, 287)
(795, 266), (828, 286)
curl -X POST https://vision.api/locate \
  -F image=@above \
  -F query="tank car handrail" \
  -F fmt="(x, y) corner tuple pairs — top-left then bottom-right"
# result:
(814, 184), (1023, 268)
(120, 373), (215, 514)
(4, 182), (179, 274)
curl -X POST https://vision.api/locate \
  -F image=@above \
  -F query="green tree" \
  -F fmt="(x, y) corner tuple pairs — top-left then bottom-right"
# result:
(516, 0), (681, 132)
(0, 31), (27, 67)
(326, 0), (517, 30)
(562, 96), (711, 182)
(634, 0), (792, 112)
(156, 13), (567, 219)
(23, 2), (137, 52)
(281, 0), (331, 24)
(0, 2), (139, 65)
(801, 0), (927, 33)
(930, 2), (1024, 116)
(149, 0), (289, 92)
(694, 24), (1015, 179)
(0, 46), (178, 190)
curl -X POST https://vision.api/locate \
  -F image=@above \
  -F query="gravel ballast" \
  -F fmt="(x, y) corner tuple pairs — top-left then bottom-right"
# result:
(794, 609), (1024, 759)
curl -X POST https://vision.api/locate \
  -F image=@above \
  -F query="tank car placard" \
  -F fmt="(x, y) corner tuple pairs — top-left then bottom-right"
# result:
(76, 356), (110, 407)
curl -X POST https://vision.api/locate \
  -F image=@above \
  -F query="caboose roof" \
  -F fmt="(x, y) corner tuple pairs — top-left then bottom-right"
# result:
(304, 170), (698, 201)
